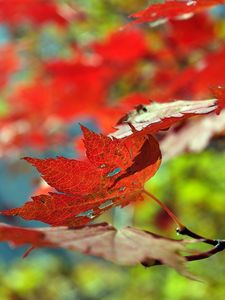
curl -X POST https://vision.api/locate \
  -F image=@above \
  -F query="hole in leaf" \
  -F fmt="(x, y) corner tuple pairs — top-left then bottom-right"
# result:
(99, 199), (113, 209)
(107, 167), (121, 177)
(76, 209), (95, 219)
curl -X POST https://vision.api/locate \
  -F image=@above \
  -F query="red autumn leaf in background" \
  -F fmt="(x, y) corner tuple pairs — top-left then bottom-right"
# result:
(34, 29), (149, 122)
(192, 47), (225, 98)
(0, 28), (151, 154)
(0, 0), (76, 26)
(166, 13), (215, 56)
(92, 29), (149, 65)
(11, 65), (111, 122)
(151, 45), (225, 101)
(0, 28), (151, 153)
(0, 44), (19, 88)
(129, 0), (225, 26)
(1, 126), (161, 226)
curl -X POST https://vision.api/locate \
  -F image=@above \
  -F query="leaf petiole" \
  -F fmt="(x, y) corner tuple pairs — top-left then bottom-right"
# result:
(143, 189), (185, 230)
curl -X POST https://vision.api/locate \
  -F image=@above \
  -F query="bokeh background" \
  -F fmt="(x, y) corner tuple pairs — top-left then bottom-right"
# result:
(0, 1), (225, 299)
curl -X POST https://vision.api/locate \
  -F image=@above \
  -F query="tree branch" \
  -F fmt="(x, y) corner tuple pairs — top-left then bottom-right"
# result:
(176, 226), (221, 246)
(142, 241), (225, 268)
(185, 241), (225, 262)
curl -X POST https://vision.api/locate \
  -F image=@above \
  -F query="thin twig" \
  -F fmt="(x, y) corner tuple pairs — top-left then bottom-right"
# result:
(177, 227), (225, 246)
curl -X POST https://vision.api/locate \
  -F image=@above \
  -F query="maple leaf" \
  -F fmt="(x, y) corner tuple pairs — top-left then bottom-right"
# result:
(1, 126), (161, 226)
(0, 44), (19, 88)
(190, 46), (225, 99)
(0, 222), (193, 276)
(167, 13), (215, 56)
(129, 0), (225, 26)
(10, 67), (110, 122)
(151, 45), (225, 101)
(0, 0), (69, 26)
(92, 29), (148, 65)
(111, 91), (225, 139)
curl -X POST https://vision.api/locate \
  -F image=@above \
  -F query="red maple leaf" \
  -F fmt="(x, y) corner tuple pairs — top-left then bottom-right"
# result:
(92, 29), (149, 65)
(0, 44), (19, 88)
(1, 126), (161, 226)
(166, 13), (215, 57)
(129, 0), (225, 26)
(0, 0), (70, 26)
(151, 46), (225, 101)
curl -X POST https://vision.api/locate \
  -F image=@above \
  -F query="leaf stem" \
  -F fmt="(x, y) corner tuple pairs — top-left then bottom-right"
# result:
(143, 189), (185, 230)
(177, 226), (225, 246)
(23, 246), (35, 258)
